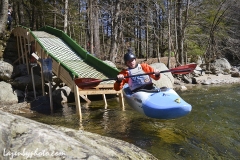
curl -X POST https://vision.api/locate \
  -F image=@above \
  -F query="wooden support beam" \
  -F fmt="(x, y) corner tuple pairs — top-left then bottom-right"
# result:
(102, 94), (107, 108)
(26, 31), (31, 75)
(23, 37), (28, 67)
(13, 54), (24, 64)
(78, 90), (120, 95)
(119, 91), (125, 111)
(16, 35), (21, 64)
(19, 37), (25, 64)
(80, 95), (91, 103)
(74, 84), (82, 123)
(40, 49), (45, 96)
(57, 62), (61, 77)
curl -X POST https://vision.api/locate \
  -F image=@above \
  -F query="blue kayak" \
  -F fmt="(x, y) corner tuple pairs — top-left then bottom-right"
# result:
(122, 85), (192, 119)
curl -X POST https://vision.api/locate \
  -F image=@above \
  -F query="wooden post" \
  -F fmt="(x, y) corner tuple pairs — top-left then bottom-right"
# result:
(26, 31), (30, 74)
(80, 95), (91, 103)
(48, 81), (53, 114)
(57, 62), (61, 77)
(16, 35), (21, 64)
(119, 91), (125, 111)
(74, 84), (82, 123)
(40, 49), (45, 96)
(103, 94), (107, 108)
(30, 64), (37, 99)
(23, 35), (29, 73)
(19, 36), (25, 64)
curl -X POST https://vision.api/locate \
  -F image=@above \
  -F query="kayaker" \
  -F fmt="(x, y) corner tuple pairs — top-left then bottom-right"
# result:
(114, 50), (160, 92)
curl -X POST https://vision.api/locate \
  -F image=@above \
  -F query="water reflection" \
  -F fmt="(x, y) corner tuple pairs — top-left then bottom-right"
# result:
(21, 84), (240, 159)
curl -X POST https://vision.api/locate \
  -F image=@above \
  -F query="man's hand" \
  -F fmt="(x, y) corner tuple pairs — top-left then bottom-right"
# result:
(117, 74), (125, 82)
(154, 69), (160, 76)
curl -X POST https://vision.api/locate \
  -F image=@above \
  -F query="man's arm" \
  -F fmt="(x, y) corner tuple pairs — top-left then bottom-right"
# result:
(141, 63), (160, 80)
(114, 69), (129, 91)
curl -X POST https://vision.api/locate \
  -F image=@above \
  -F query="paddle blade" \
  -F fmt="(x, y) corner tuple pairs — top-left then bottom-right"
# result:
(174, 63), (197, 70)
(74, 78), (102, 89)
(170, 64), (197, 74)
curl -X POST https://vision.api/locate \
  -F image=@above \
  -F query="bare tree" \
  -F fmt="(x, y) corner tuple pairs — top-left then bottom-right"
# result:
(176, 0), (183, 64)
(203, 0), (230, 70)
(222, 0), (240, 62)
(167, 0), (172, 68)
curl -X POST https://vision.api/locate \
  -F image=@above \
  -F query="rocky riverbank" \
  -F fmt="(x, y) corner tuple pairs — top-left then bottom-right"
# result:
(173, 73), (240, 91)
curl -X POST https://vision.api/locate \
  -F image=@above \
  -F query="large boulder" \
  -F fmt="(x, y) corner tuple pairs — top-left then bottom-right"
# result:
(211, 58), (231, 74)
(0, 110), (157, 160)
(150, 63), (174, 88)
(13, 64), (29, 77)
(0, 61), (13, 81)
(11, 75), (42, 91)
(0, 81), (18, 105)
(104, 60), (117, 69)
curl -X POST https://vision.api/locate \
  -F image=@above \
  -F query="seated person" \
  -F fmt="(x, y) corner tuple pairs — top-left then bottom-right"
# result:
(114, 51), (160, 92)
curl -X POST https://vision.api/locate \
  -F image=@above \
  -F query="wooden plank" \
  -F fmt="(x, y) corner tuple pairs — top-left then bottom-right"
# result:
(13, 54), (23, 64)
(79, 89), (121, 95)
(25, 31), (30, 74)
(52, 61), (74, 90)
(80, 95), (91, 103)
(56, 62), (61, 77)
(19, 37), (25, 64)
(16, 36), (21, 64)
(94, 84), (115, 89)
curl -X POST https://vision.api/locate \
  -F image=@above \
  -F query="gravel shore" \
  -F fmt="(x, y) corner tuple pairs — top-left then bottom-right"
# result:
(174, 73), (240, 90)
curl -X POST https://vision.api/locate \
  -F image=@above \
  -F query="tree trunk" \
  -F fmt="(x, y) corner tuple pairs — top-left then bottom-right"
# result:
(167, 0), (172, 68)
(174, 1), (179, 65)
(88, 0), (94, 55)
(183, 0), (190, 64)
(145, 2), (149, 60)
(176, 0), (183, 64)
(31, 2), (35, 30)
(63, 0), (68, 33)
(109, 0), (120, 63)
(204, 0), (229, 70)
(0, 0), (8, 33)
(53, 0), (57, 28)
(92, 0), (100, 57)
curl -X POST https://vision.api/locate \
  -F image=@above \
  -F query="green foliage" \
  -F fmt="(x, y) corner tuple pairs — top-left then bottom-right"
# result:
(186, 41), (205, 57)
(164, 51), (175, 57)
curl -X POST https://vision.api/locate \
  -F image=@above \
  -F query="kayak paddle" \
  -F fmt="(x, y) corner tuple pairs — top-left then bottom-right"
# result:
(74, 63), (197, 89)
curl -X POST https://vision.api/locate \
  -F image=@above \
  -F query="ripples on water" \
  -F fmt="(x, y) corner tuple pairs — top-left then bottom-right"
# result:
(26, 84), (240, 160)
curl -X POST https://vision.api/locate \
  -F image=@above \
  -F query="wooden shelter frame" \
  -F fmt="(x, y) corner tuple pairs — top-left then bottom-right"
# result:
(12, 26), (125, 123)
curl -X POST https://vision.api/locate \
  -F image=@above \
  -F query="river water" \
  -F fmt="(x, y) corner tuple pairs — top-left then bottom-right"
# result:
(26, 84), (240, 160)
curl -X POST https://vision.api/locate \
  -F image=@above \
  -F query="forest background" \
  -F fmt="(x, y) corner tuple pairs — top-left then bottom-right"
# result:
(0, 0), (240, 69)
